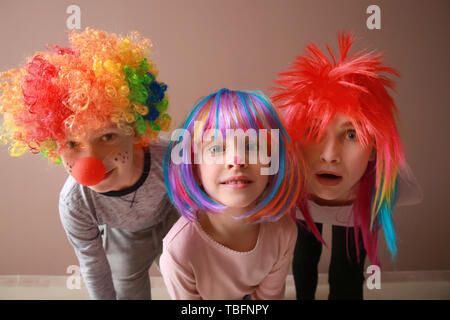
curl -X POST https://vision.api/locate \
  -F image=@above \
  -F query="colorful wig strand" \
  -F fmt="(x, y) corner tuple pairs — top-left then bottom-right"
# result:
(0, 28), (170, 164)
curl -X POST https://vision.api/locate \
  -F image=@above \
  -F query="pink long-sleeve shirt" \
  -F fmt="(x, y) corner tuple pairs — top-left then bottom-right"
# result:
(159, 214), (297, 300)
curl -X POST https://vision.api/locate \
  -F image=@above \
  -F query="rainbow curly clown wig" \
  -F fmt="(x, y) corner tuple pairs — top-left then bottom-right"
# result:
(163, 88), (301, 223)
(272, 33), (405, 264)
(0, 28), (170, 164)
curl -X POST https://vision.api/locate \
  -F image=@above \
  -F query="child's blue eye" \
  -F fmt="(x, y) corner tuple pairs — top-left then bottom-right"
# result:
(346, 129), (357, 140)
(246, 143), (258, 151)
(209, 144), (224, 154)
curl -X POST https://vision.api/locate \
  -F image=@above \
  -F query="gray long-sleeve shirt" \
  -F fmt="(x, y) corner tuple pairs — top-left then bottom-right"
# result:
(59, 139), (175, 299)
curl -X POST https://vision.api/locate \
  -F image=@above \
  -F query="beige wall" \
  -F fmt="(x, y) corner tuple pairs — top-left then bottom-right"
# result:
(0, 0), (449, 275)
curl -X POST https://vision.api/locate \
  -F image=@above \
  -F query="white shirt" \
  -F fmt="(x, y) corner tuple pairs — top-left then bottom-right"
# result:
(296, 164), (423, 226)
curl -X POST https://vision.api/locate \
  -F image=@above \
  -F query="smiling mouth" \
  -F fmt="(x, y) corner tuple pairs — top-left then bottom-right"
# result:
(221, 180), (252, 185)
(103, 168), (115, 180)
(220, 177), (253, 187)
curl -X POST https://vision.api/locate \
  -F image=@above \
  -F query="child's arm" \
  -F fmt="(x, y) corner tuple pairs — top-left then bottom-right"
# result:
(159, 247), (202, 300)
(59, 199), (116, 300)
(252, 216), (298, 300)
(396, 162), (424, 206)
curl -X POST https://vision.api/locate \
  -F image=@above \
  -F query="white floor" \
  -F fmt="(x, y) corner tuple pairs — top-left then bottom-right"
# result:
(1, 271), (449, 300)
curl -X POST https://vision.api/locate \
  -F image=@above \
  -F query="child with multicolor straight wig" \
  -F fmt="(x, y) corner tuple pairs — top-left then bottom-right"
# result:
(272, 32), (423, 300)
(0, 28), (179, 299)
(160, 88), (301, 299)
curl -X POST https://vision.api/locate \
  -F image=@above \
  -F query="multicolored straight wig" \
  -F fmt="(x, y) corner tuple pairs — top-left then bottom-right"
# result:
(163, 88), (301, 223)
(0, 28), (170, 164)
(272, 32), (405, 264)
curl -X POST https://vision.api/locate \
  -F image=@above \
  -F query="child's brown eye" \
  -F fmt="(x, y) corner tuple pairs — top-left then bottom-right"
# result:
(66, 141), (79, 149)
(102, 133), (116, 142)
(346, 130), (357, 140)
(209, 144), (224, 154)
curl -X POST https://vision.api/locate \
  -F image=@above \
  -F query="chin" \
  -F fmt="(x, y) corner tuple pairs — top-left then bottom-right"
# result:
(88, 182), (116, 193)
(223, 202), (253, 209)
(310, 188), (342, 202)
(222, 199), (258, 211)
(88, 185), (108, 193)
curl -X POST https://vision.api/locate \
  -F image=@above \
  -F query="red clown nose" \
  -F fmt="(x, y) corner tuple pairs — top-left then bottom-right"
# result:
(72, 157), (106, 186)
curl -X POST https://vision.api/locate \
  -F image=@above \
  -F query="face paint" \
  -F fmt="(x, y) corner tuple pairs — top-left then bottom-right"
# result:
(60, 125), (143, 192)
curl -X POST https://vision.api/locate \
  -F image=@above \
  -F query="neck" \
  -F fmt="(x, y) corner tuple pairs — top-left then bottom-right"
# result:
(119, 146), (145, 191)
(199, 209), (253, 234)
(198, 209), (260, 252)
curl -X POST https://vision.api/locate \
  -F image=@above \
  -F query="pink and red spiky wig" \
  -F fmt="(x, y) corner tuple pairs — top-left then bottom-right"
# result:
(272, 32), (405, 264)
(0, 28), (170, 164)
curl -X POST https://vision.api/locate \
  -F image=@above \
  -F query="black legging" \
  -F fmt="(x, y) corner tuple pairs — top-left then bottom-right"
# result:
(292, 221), (367, 300)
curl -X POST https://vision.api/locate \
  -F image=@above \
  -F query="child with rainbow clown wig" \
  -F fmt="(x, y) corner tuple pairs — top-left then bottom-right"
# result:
(160, 88), (300, 299)
(0, 28), (179, 299)
(272, 32), (423, 300)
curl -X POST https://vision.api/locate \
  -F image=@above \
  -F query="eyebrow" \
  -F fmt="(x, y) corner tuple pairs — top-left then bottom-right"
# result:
(202, 138), (224, 148)
(340, 121), (355, 128)
(65, 126), (119, 141)
(94, 126), (122, 135)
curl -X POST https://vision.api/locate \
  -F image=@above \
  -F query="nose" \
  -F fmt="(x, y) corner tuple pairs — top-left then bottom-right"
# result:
(319, 136), (341, 164)
(83, 143), (103, 160)
(71, 143), (107, 186)
(226, 155), (248, 169)
(72, 156), (106, 186)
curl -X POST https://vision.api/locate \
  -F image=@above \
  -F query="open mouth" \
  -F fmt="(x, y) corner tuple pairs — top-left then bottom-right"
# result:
(315, 172), (342, 186)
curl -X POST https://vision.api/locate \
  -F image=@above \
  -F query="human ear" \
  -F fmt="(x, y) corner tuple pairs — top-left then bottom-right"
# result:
(132, 127), (141, 144)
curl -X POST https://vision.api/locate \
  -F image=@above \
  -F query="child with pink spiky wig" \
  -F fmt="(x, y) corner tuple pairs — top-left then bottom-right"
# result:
(272, 32), (423, 300)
